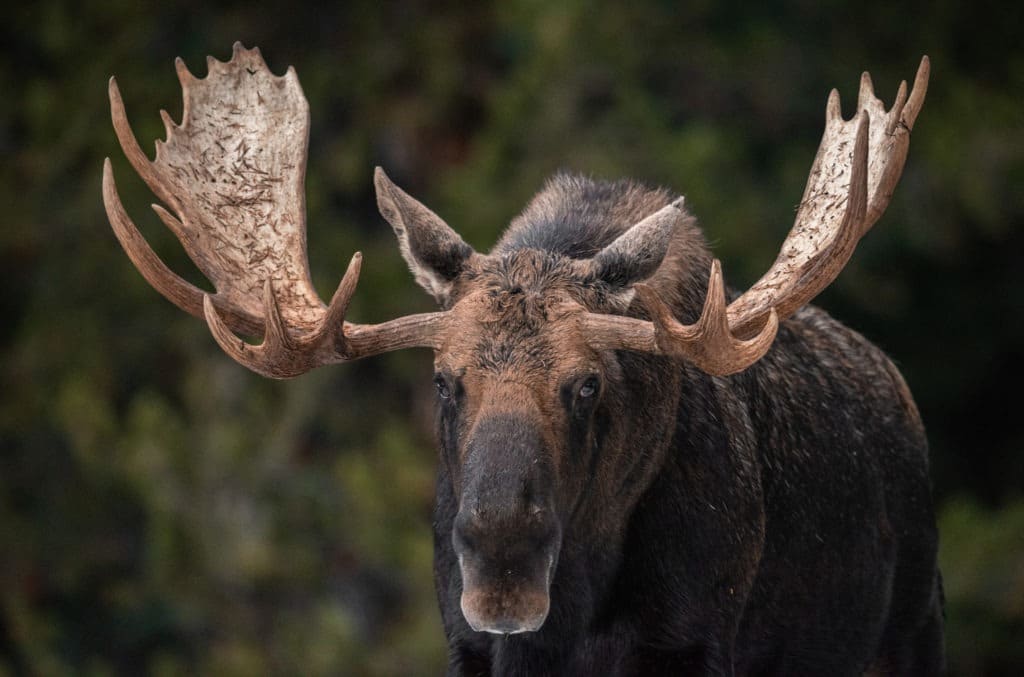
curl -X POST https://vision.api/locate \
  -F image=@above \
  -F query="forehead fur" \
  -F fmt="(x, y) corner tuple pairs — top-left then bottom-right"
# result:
(438, 173), (715, 373)
(461, 249), (619, 314)
(443, 250), (603, 375)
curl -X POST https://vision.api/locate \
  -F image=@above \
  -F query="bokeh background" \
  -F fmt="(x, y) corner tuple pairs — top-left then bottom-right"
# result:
(2, 1), (1022, 674)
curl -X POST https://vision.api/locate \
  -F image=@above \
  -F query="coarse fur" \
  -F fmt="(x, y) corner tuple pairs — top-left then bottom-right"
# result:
(412, 173), (943, 676)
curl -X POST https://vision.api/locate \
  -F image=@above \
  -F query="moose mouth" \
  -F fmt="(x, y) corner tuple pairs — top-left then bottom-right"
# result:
(459, 553), (557, 635)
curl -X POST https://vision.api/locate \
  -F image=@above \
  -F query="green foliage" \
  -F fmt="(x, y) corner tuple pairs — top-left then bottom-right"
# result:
(940, 498), (1024, 675)
(2, 0), (1021, 673)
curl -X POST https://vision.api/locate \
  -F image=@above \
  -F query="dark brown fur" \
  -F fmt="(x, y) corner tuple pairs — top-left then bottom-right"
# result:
(387, 173), (943, 676)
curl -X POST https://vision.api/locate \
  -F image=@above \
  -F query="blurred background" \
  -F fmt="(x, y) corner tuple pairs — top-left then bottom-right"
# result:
(2, 0), (1021, 674)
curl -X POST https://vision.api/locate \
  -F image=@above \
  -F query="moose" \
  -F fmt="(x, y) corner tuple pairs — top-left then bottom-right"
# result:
(103, 44), (943, 675)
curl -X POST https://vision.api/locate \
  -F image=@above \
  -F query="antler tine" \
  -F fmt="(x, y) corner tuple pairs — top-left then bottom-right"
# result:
(106, 74), (198, 315)
(103, 158), (206, 317)
(105, 155), (267, 336)
(322, 253), (363, 355)
(903, 56), (930, 130)
(315, 251), (454, 364)
(204, 281), (310, 379)
(857, 71), (877, 111)
(862, 55), (930, 232)
(633, 261), (779, 375)
(201, 257), (355, 378)
(885, 80), (908, 135)
(108, 77), (179, 214)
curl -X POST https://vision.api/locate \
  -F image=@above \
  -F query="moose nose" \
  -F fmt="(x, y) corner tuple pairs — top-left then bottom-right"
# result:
(460, 583), (550, 634)
(453, 504), (560, 635)
(454, 414), (562, 634)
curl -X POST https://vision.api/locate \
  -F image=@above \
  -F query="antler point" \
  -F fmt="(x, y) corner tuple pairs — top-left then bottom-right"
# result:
(901, 55), (930, 130)
(858, 71), (876, 110)
(173, 57), (194, 84)
(826, 88), (842, 122)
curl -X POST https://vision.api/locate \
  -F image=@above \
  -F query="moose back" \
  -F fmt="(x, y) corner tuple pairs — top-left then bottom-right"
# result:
(103, 44), (943, 675)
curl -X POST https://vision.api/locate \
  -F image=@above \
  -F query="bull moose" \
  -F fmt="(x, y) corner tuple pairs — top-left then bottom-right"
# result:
(102, 44), (943, 675)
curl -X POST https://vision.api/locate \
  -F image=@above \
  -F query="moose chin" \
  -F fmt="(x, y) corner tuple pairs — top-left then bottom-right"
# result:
(103, 43), (943, 675)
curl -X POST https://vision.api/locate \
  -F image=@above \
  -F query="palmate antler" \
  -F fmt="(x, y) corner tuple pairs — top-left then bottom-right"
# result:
(584, 57), (930, 375)
(103, 43), (447, 378)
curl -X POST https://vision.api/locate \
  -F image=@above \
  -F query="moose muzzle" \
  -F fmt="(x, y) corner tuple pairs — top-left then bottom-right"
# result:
(453, 415), (561, 634)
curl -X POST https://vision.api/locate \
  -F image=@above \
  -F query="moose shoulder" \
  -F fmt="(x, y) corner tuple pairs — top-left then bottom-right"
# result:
(103, 44), (943, 676)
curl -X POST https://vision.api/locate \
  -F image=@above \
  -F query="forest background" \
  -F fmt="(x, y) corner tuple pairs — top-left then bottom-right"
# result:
(2, 1), (1022, 674)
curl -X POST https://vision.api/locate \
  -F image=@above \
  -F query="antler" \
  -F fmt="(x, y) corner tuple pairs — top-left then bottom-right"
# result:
(103, 43), (446, 378)
(584, 57), (929, 375)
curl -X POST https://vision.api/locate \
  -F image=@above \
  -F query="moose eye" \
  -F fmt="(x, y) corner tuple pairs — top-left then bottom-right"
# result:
(434, 376), (452, 400)
(578, 376), (599, 399)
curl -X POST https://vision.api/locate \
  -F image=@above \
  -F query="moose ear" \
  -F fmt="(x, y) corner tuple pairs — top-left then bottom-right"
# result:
(374, 167), (476, 306)
(588, 197), (689, 290)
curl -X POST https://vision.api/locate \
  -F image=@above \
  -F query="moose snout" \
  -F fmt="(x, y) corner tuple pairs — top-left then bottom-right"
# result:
(453, 501), (561, 634)
(453, 414), (562, 634)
